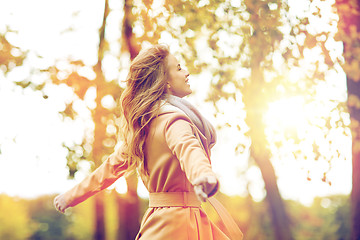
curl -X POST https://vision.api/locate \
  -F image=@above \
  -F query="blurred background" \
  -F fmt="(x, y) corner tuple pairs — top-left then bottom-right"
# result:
(0, 0), (359, 239)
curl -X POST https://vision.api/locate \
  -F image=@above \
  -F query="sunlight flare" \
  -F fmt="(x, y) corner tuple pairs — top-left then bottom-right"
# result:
(265, 96), (308, 131)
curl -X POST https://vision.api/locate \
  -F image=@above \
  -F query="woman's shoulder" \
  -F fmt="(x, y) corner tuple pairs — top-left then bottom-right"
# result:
(157, 103), (191, 121)
(150, 103), (194, 131)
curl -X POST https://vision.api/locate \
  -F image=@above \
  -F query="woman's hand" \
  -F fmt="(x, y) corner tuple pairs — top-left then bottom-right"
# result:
(54, 194), (69, 214)
(193, 175), (219, 202)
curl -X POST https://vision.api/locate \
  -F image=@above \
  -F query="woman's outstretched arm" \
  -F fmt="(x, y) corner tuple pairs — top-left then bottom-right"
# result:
(164, 116), (219, 202)
(54, 147), (128, 213)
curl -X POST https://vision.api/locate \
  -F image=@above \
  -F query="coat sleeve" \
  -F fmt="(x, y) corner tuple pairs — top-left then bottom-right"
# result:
(63, 147), (128, 207)
(164, 115), (218, 187)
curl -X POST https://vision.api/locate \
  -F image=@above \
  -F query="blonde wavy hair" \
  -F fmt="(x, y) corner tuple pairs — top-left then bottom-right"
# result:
(119, 44), (170, 176)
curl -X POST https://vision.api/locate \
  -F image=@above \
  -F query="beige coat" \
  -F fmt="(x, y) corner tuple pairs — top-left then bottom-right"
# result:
(63, 104), (242, 240)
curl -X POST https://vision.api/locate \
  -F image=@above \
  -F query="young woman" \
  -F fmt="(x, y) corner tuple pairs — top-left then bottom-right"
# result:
(54, 44), (243, 240)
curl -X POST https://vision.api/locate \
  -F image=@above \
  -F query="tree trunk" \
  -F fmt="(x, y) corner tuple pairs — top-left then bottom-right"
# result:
(115, 1), (141, 239)
(244, 69), (293, 240)
(253, 149), (293, 240)
(123, 0), (140, 60)
(347, 73), (360, 240)
(94, 192), (106, 240)
(92, 1), (110, 239)
(92, 100), (107, 240)
(247, 124), (293, 240)
(125, 175), (140, 239)
(335, 0), (360, 239)
(116, 176), (140, 240)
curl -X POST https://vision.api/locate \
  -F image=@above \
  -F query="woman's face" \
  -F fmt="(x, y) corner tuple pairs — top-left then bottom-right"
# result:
(166, 54), (191, 98)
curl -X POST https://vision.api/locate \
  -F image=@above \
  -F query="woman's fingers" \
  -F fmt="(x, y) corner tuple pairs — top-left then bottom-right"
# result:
(206, 176), (217, 185)
(54, 195), (66, 213)
(54, 196), (62, 213)
(194, 185), (208, 202)
(193, 175), (219, 202)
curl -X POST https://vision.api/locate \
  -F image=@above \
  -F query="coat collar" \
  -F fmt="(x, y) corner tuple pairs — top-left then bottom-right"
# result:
(158, 101), (184, 115)
(156, 101), (213, 160)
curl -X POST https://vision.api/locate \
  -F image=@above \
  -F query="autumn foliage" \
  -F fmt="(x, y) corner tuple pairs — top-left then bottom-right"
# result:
(0, 0), (358, 239)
